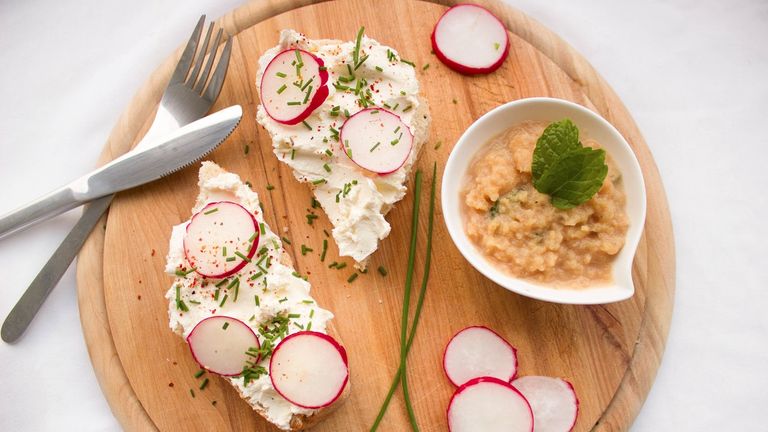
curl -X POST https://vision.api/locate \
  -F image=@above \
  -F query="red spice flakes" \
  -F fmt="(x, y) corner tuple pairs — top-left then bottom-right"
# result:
(168, 383), (174, 387)
(137, 295), (142, 300)
(151, 249), (156, 257)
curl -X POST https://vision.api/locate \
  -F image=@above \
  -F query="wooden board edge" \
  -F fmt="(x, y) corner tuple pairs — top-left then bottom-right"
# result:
(74, 0), (676, 430)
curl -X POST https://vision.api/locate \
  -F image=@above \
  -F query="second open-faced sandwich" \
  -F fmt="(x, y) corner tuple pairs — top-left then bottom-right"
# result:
(256, 28), (430, 269)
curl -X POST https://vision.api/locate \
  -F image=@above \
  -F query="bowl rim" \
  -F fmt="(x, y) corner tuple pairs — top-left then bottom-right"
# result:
(441, 97), (647, 305)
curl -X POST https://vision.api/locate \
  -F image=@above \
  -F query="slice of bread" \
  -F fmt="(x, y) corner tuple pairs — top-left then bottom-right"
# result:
(166, 162), (348, 431)
(256, 29), (431, 269)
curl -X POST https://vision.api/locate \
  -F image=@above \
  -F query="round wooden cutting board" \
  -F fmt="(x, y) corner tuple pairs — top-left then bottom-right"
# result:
(76, 0), (675, 430)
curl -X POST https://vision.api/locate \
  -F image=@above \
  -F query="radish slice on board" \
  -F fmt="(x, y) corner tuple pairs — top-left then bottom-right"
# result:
(183, 201), (259, 279)
(269, 331), (349, 409)
(512, 376), (579, 432)
(431, 4), (510, 74)
(260, 48), (330, 125)
(340, 108), (413, 174)
(443, 326), (518, 386)
(448, 376), (534, 432)
(186, 316), (259, 376)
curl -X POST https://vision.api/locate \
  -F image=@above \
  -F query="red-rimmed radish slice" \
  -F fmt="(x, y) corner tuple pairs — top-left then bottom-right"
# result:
(512, 376), (579, 432)
(448, 376), (534, 432)
(260, 48), (329, 125)
(183, 201), (259, 279)
(431, 4), (510, 74)
(269, 331), (349, 409)
(443, 326), (518, 386)
(186, 316), (259, 376)
(340, 108), (413, 174)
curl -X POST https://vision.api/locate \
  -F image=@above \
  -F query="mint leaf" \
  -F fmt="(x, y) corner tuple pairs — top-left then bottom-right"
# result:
(531, 119), (580, 180)
(532, 119), (608, 209)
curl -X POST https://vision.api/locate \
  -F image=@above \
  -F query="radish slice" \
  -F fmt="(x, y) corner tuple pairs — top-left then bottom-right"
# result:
(512, 376), (579, 432)
(269, 331), (349, 409)
(340, 108), (413, 174)
(260, 48), (329, 125)
(448, 376), (534, 432)
(431, 4), (510, 74)
(183, 201), (259, 278)
(186, 316), (259, 376)
(443, 326), (518, 386)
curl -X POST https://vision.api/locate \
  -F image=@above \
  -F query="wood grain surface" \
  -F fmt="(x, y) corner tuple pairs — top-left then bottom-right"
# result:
(76, 0), (675, 431)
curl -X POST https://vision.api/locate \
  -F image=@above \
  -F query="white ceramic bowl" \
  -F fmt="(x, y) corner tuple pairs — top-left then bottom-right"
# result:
(442, 97), (646, 304)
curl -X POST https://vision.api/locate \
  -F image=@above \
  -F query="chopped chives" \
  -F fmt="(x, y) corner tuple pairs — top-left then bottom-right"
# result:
(354, 54), (369, 70)
(312, 198), (321, 208)
(403, 105), (413, 112)
(235, 251), (251, 262)
(302, 120), (312, 130)
(302, 299), (314, 304)
(288, 313), (301, 319)
(375, 66), (383, 72)
(320, 239), (328, 262)
(323, 229), (330, 237)
(370, 109), (380, 114)
(258, 246), (268, 255)
(347, 273), (359, 283)
(309, 309), (315, 318)
(294, 322), (305, 330)
(394, 126), (401, 134)
(328, 261), (338, 269)
(279, 297), (288, 303)
(219, 294), (229, 307)
(370, 142), (381, 152)
(222, 322), (230, 330)
(222, 246), (227, 257)
(401, 59), (415, 67)
(333, 82), (350, 91)
(344, 109), (350, 118)
(378, 266), (388, 276)
(338, 75), (354, 83)
(214, 288), (220, 301)
(306, 213), (318, 225)
(347, 63), (354, 77)
(312, 178), (327, 185)
(302, 87), (312, 104)
(215, 278), (229, 287)
(294, 49), (303, 65)
(281, 236), (292, 245)
(189, 300), (201, 305)
(392, 103), (399, 110)
(400, 90), (406, 96)
(199, 378), (209, 390)
(306, 321), (312, 331)
(276, 71), (287, 78)
(249, 271), (263, 281)
(259, 222), (266, 234)
(254, 295), (260, 306)
(225, 256), (237, 262)
(434, 141), (443, 150)
(276, 84), (287, 94)
(291, 148), (296, 159)
(353, 27), (365, 65)
(319, 66), (327, 71)
(494, 42), (501, 50)
(422, 63), (430, 71)
(194, 369), (205, 378)
(336, 262), (347, 270)
(249, 232), (258, 242)
(204, 207), (219, 215)
(301, 76), (314, 91)
(300, 244), (313, 256)
(190, 389), (195, 398)
(287, 101), (301, 106)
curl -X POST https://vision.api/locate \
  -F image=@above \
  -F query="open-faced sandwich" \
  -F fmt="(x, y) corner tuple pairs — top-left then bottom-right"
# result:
(256, 28), (430, 269)
(165, 162), (349, 431)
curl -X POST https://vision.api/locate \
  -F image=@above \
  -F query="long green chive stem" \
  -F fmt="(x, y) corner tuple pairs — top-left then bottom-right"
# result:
(371, 165), (436, 431)
(370, 170), (422, 431)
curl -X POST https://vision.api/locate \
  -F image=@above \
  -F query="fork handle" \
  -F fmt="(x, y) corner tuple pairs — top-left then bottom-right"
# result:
(0, 186), (84, 240)
(1, 195), (113, 343)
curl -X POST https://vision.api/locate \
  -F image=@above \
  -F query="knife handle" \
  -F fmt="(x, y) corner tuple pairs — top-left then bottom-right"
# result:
(1, 195), (114, 343)
(0, 186), (82, 240)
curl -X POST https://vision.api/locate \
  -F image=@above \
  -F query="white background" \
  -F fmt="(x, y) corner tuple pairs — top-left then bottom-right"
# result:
(1, 0), (766, 430)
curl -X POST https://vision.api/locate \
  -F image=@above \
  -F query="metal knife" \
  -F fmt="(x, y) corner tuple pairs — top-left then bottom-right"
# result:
(0, 105), (242, 240)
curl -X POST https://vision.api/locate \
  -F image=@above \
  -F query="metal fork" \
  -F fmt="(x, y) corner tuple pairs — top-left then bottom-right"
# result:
(1, 15), (233, 343)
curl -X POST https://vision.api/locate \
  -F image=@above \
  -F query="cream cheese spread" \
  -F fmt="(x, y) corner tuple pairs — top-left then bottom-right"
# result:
(165, 162), (333, 430)
(256, 29), (428, 267)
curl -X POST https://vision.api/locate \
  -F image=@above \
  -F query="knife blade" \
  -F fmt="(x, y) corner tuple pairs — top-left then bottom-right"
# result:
(0, 105), (242, 240)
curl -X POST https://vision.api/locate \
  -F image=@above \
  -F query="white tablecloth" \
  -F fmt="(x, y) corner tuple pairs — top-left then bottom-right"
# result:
(1, 0), (766, 430)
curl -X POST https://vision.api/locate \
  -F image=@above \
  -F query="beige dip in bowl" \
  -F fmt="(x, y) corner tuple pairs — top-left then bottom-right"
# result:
(463, 121), (629, 288)
(442, 98), (646, 304)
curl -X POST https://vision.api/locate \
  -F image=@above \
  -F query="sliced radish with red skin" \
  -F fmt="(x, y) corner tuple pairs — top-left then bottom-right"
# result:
(447, 376), (534, 432)
(260, 48), (329, 125)
(443, 326), (518, 386)
(512, 376), (579, 432)
(431, 4), (510, 74)
(183, 201), (259, 279)
(340, 108), (413, 174)
(269, 331), (349, 409)
(186, 316), (259, 376)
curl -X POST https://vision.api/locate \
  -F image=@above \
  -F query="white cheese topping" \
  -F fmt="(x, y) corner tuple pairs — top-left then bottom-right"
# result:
(165, 162), (333, 430)
(256, 29), (427, 267)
